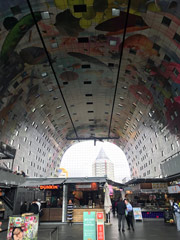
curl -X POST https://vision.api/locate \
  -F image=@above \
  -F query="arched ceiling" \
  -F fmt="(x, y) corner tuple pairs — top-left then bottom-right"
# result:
(0, 0), (180, 176)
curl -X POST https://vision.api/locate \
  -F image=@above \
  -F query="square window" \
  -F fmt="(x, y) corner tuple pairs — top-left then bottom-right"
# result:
(153, 43), (160, 51)
(51, 42), (58, 48)
(82, 64), (90, 68)
(41, 11), (50, 19)
(84, 81), (91, 84)
(129, 48), (136, 55)
(112, 8), (120, 16)
(78, 37), (89, 43)
(41, 72), (48, 77)
(108, 63), (114, 67)
(161, 16), (171, 27)
(110, 40), (117, 46)
(164, 54), (171, 62)
(13, 82), (19, 89)
(173, 33), (180, 44)
(74, 4), (87, 12)
(173, 68), (179, 77)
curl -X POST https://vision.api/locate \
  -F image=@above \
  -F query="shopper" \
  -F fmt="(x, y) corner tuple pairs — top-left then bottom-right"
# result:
(29, 200), (39, 214)
(67, 199), (74, 226)
(125, 199), (134, 231)
(117, 198), (126, 232)
(173, 199), (180, 231)
(111, 198), (116, 216)
(20, 201), (28, 215)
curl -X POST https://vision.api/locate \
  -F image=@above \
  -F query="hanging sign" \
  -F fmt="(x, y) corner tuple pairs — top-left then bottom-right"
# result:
(97, 212), (105, 240)
(83, 211), (96, 240)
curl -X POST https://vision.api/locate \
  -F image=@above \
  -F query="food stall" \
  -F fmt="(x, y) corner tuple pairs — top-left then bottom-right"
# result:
(125, 179), (169, 219)
(17, 178), (65, 222)
(65, 177), (107, 222)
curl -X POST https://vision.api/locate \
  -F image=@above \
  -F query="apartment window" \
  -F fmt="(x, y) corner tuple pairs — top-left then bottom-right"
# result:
(164, 54), (171, 62)
(153, 43), (160, 51)
(78, 37), (89, 43)
(161, 16), (171, 27)
(173, 68), (179, 77)
(173, 33), (180, 44)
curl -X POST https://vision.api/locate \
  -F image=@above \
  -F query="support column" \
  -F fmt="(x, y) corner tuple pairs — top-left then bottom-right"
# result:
(62, 184), (68, 223)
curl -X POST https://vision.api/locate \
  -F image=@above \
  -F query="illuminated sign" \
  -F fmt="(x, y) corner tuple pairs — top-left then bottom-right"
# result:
(39, 185), (58, 190)
(76, 183), (98, 191)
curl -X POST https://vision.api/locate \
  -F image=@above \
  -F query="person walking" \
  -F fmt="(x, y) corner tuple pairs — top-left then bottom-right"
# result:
(125, 199), (134, 231)
(117, 198), (126, 232)
(111, 198), (116, 216)
(173, 199), (180, 231)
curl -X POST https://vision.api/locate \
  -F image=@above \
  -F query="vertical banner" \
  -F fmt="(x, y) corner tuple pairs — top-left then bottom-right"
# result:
(83, 211), (96, 240)
(97, 212), (105, 240)
(7, 215), (39, 240)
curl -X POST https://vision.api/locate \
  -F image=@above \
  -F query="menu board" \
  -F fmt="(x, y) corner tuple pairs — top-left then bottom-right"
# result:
(7, 215), (38, 240)
(83, 212), (96, 240)
(133, 208), (143, 221)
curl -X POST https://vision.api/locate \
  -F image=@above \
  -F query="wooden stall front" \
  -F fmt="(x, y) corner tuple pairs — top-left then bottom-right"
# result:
(73, 208), (105, 222)
(40, 208), (62, 222)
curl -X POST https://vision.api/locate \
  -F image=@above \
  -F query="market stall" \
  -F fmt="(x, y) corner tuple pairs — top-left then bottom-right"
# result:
(65, 177), (107, 222)
(125, 179), (169, 219)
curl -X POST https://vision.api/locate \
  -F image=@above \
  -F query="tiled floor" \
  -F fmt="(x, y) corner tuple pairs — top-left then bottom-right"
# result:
(1, 214), (180, 239)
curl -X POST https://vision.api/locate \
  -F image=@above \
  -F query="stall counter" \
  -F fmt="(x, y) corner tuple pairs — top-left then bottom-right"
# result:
(40, 208), (62, 222)
(73, 208), (105, 222)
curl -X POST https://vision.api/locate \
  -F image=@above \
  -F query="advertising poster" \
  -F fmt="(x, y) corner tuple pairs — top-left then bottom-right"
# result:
(83, 212), (96, 240)
(133, 208), (143, 221)
(97, 212), (105, 240)
(7, 215), (38, 240)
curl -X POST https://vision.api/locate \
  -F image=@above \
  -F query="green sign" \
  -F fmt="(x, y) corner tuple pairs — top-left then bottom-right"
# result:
(83, 212), (96, 240)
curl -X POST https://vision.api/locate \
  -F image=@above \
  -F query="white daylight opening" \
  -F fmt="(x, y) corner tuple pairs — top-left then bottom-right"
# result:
(60, 141), (130, 183)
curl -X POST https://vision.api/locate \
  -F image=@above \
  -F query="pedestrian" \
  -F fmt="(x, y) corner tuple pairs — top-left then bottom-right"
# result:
(125, 199), (134, 231)
(173, 199), (180, 231)
(67, 199), (74, 226)
(117, 197), (126, 232)
(111, 198), (116, 216)
(20, 201), (28, 215)
(29, 200), (39, 214)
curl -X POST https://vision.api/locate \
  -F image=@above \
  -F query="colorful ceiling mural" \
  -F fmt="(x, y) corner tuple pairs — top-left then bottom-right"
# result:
(0, 0), (180, 165)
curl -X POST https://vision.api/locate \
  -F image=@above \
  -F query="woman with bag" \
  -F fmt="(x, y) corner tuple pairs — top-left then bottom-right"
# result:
(125, 199), (134, 231)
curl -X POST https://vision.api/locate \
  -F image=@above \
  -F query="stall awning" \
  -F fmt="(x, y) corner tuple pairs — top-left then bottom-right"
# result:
(64, 177), (107, 184)
(20, 178), (65, 187)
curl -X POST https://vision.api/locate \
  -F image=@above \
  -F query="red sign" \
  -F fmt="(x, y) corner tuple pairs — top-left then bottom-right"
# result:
(97, 212), (104, 240)
(97, 224), (104, 240)
(97, 213), (103, 220)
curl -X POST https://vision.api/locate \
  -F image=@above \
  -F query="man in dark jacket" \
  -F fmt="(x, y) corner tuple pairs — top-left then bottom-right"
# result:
(117, 198), (126, 232)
